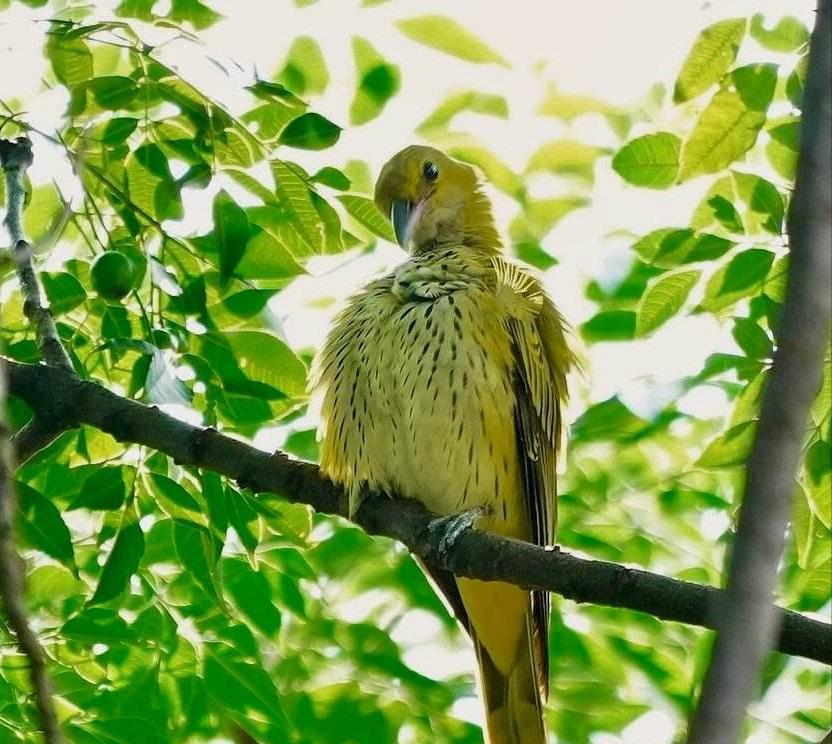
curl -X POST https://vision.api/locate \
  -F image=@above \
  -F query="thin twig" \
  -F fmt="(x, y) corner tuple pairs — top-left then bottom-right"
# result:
(4, 358), (831, 666)
(687, 2), (832, 742)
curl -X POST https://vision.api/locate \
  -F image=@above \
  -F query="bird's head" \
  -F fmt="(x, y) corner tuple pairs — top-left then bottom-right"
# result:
(374, 145), (500, 254)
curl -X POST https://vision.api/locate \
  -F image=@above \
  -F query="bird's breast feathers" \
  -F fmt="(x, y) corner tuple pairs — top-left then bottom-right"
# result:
(316, 250), (552, 538)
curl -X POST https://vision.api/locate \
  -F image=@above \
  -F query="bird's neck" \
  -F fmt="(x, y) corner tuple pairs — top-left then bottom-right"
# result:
(413, 191), (501, 256)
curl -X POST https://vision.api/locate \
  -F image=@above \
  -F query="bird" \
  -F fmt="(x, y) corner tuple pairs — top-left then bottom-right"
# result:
(314, 144), (577, 744)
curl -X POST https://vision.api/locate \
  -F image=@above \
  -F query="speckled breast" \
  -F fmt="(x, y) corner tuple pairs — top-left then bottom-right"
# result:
(318, 268), (526, 535)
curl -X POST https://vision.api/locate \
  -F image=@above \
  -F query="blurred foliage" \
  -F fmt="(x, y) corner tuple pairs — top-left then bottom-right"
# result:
(0, 2), (828, 743)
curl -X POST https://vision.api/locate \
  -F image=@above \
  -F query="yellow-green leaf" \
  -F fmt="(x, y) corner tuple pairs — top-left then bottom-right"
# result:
(527, 139), (606, 184)
(697, 420), (756, 467)
(350, 37), (401, 126)
(278, 113), (341, 151)
(397, 15), (508, 67)
(417, 91), (508, 133)
(275, 36), (328, 96)
(750, 13), (809, 53)
(271, 159), (322, 251)
(636, 270), (700, 335)
(337, 194), (395, 243)
(612, 133), (681, 189)
(447, 144), (524, 199)
(679, 65), (776, 181)
(673, 18), (746, 103)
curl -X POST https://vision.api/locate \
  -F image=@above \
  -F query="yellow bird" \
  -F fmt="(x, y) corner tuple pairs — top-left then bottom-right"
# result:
(315, 145), (576, 744)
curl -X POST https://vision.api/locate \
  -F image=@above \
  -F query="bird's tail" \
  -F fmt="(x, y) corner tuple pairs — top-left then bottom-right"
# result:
(475, 620), (546, 744)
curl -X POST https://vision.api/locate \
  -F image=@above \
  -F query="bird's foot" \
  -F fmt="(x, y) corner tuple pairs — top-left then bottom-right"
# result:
(427, 505), (491, 557)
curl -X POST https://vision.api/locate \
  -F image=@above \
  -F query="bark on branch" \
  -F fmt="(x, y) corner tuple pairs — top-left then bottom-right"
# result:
(5, 358), (831, 666)
(1, 138), (65, 744)
(687, 3), (832, 742)
(1, 138), (72, 372)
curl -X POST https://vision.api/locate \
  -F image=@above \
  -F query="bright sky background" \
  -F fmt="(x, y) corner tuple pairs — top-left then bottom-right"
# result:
(0, 1), (818, 742)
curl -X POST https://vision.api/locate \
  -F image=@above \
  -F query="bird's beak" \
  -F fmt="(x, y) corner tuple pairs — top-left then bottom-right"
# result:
(390, 199), (412, 248)
(390, 199), (426, 249)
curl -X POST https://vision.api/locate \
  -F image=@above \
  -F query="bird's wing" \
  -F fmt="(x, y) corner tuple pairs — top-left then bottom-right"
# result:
(492, 256), (575, 698)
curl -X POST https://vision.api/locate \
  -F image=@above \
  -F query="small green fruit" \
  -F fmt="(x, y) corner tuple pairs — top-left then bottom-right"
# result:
(91, 252), (135, 301)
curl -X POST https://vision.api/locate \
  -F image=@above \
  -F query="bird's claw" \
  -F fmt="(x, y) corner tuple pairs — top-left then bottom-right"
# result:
(427, 505), (491, 557)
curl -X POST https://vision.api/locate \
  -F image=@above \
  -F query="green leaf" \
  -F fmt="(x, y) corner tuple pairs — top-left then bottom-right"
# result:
(224, 331), (308, 398)
(612, 133), (681, 188)
(572, 397), (648, 441)
(271, 160), (323, 251)
(42, 272), (87, 314)
(732, 63), (779, 111)
(707, 195), (745, 234)
(514, 241), (557, 270)
(732, 172), (784, 235)
(397, 15), (508, 67)
(447, 144), (524, 199)
(226, 489), (260, 555)
(766, 118), (799, 180)
(148, 472), (206, 526)
(213, 190), (249, 280)
(636, 270), (700, 335)
(311, 166), (351, 191)
(275, 36), (329, 96)
(170, 0), (220, 29)
(786, 55), (807, 108)
(679, 65), (777, 181)
(102, 117), (138, 144)
(722, 247), (776, 292)
(732, 317), (773, 359)
(792, 483), (814, 568)
(805, 440), (832, 529)
(62, 607), (135, 645)
(88, 76), (138, 110)
(633, 228), (734, 267)
(90, 513), (144, 604)
(537, 82), (617, 122)
(510, 197), (589, 242)
(236, 225), (306, 280)
(673, 18), (746, 103)
(46, 32), (93, 88)
(527, 139), (605, 184)
(697, 420), (756, 467)
(350, 37), (401, 126)
(691, 175), (735, 231)
(750, 14), (809, 53)
(70, 718), (168, 744)
(417, 91), (508, 133)
(204, 644), (289, 735)
(17, 483), (76, 572)
(580, 310), (636, 342)
(337, 194), (395, 243)
(701, 248), (775, 312)
(174, 521), (225, 607)
(224, 558), (282, 636)
(279, 112), (341, 150)
(282, 428), (319, 462)
(69, 466), (126, 511)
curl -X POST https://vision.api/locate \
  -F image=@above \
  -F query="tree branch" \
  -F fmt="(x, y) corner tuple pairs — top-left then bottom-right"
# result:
(5, 358), (830, 666)
(1, 138), (73, 373)
(0, 379), (64, 744)
(1, 138), (66, 744)
(687, 3), (832, 742)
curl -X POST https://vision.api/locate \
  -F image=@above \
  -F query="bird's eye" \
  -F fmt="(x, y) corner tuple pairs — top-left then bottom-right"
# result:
(423, 161), (439, 181)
